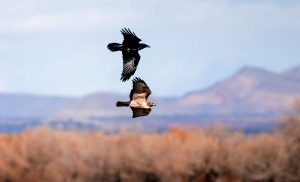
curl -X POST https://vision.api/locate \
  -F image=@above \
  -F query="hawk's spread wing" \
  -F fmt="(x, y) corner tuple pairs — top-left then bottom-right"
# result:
(121, 51), (140, 82)
(121, 28), (141, 47)
(131, 107), (151, 118)
(130, 77), (152, 100)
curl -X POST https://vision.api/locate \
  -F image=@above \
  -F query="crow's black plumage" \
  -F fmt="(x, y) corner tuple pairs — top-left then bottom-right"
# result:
(107, 28), (150, 82)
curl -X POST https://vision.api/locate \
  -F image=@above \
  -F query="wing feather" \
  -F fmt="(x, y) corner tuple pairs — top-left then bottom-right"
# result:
(121, 28), (141, 47)
(131, 107), (151, 118)
(121, 51), (140, 82)
(130, 77), (152, 100)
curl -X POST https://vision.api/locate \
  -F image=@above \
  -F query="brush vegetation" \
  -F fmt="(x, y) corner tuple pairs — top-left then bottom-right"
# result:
(0, 110), (300, 182)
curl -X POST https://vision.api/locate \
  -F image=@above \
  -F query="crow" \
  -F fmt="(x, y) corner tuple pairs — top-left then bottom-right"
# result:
(116, 77), (156, 118)
(107, 28), (150, 82)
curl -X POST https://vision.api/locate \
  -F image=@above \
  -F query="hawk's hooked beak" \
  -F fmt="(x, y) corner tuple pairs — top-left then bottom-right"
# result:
(152, 103), (156, 106)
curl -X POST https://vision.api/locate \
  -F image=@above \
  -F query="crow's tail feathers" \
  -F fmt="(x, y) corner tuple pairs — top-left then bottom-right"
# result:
(107, 43), (122, 52)
(116, 101), (130, 107)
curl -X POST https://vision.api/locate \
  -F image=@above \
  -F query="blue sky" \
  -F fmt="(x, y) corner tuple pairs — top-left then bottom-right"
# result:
(0, 0), (299, 97)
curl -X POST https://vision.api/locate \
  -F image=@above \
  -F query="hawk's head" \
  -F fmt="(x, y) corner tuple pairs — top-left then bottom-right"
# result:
(147, 101), (156, 107)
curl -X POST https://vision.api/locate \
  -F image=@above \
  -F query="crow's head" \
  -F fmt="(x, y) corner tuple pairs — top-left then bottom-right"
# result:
(138, 43), (150, 50)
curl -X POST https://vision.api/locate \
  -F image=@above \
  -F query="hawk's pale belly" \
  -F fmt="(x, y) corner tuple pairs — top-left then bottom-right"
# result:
(130, 99), (149, 108)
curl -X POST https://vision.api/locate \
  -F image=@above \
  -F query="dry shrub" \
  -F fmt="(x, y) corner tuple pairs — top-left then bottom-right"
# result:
(0, 114), (299, 182)
(278, 103), (300, 182)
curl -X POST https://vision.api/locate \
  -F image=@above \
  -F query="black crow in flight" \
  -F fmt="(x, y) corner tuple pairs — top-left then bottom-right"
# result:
(107, 28), (150, 82)
(116, 77), (156, 118)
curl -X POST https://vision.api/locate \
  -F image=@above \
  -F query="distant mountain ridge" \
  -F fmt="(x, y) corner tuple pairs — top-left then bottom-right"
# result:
(55, 92), (128, 120)
(51, 65), (300, 121)
(0, 65), (299, 132)
(0, 93), (75, 118)
(283, 66), (300, 81)
(180, 66), (300, 113)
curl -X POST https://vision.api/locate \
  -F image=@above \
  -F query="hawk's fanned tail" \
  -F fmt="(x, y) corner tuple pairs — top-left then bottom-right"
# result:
(116, 101), (130, 107)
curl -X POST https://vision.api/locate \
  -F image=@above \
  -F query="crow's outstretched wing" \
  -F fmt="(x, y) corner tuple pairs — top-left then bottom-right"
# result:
(120, 28), (145, 81)
(131, 107), (151, 118)
(130, 77), (151, 100)
(121, 51), (140, 82)
(121, 28), (141, 47)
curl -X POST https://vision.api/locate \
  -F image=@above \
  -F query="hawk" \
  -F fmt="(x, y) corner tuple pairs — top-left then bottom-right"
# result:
(107, 28), (150, 82)
(116, 77), (156, 118)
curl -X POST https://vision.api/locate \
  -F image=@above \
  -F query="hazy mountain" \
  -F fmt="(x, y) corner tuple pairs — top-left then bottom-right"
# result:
(282, 66), (300, 81)
(180, 66), (300, 114)
(53, 65), (300, 122)
(0, 65), (300, 132)
(54, 92), (128, 120)
(0, 93), (75, 118)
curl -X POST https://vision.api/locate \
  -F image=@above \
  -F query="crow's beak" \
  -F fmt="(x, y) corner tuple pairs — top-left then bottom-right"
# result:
(147, 45), (150, 48)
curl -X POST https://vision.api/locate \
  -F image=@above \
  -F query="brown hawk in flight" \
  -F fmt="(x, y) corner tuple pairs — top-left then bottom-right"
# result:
(116, 77), (156, 118)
